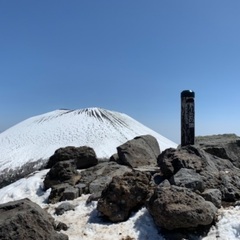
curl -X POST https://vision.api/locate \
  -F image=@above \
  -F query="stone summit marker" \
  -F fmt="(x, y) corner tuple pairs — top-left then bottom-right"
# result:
(181, 90), (195, 146)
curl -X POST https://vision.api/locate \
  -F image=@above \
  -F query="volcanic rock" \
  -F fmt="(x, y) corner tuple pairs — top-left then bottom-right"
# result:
(157, 146), (203, 178)
(48, 183), (72, 204)
(0, 198), (68, 240)
(158, 145), (240, 201)
(55, 202), (75, 216)
(117, 135), (160, 168)
(97, 171), (151, 222)
(78, 161), (132, 196)
(201, 189), (222, 208)
(195, 134), (240, 168)
(169, 168), (204, 192)
(146, 185), (217, 230)
(44, 160), (80, 190)
(46, 146), (98, 169)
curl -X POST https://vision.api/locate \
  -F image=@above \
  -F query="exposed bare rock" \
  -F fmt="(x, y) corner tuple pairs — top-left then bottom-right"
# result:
(117, 135), (160, 168)
(195, 134), (240, 168)
(0, 198), (68, 240)
(48, 183), (72, 204)
(97, 171), (151, 222)
(109, 153), (119, 162)
(158, 145), (240, 201)
(158, 146), (203, 178)
(46, 146), (98, 169)
(169, 168), (204, 192)
(201, 189), (222, 208)
(146, 185), (217, 230)
(55, 202), (75, 216)
(78, 161), (132, 196)
(44, 160), (80, 190)
(45, 161), (132, 204)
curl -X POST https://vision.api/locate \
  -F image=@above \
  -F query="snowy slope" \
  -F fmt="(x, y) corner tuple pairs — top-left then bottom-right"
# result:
(0, 107), (177, 173)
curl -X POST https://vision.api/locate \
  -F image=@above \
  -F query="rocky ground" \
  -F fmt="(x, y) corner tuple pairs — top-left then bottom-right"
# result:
(1, 134), (240, 240)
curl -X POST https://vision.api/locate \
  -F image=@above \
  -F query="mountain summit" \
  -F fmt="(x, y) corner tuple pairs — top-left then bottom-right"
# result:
(0, 107), (177, 185)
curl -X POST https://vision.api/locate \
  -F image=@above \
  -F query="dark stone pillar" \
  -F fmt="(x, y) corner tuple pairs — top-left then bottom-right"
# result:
(181, 90), (195, 146)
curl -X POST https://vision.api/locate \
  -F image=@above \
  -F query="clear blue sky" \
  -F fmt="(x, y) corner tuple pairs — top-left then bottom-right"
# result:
(1, 0), (240, 143)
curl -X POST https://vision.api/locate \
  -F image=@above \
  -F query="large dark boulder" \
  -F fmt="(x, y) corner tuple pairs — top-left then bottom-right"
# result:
(195, 134), (240, 168)
(48, 183), (80, 204)
(44, 160), (82, 203)
(169, 168), (204, 192)
(97, 171), (151, 222)
(146, 185), (217, 230)
(78, 161), (132, 197)
(46, 146), (98, 169)
(158, 146), (203, 178)
(44, 160), (80, 190)
(48, 183), (80, 203)
(0, 198), (68, 240)
(117, 135), (160, 168)
(158, 145), (240, 202)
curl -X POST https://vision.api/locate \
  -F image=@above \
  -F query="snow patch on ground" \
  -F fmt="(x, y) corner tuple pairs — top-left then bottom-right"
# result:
(203, 206), (240, 240)
(48, 196), (162, 240)
(0, 170), (50, 207)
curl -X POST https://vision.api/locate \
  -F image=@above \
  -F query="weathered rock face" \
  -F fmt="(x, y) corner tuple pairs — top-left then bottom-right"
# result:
(46, 146), (98, 169)
(97, 171), (151, 222)
(195, 134), (240, 168)
(48, 184), (80, 204)
(117, 135), (160, 168)
(146, 185), (217, 230)
(0, 198), (68, 240)
(44, 161), (131, 204)
(55, 202), (75, 216)
(44, 160), (80, 190)
(201, 189), (222, 208)
(78, 161), (132, 196)
(158, 145), (240, 202)
(170, 168), (204, 192)
(109, 153), (119, 163)
(158, 146), (203, 178)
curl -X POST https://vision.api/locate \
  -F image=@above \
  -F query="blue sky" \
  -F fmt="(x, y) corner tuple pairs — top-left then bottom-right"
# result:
(1, 0), (240, 143)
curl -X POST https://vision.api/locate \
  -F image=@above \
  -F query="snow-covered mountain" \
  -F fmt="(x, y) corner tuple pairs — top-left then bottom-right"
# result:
(0, 107), (177, 185)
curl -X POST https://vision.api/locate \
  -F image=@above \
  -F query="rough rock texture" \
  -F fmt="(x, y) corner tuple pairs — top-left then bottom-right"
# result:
(45, 161), (131, 203)
(117, 135), (161, 168)
(201, 189), (222, 208)
(0, 198), (68, 240)
(158, 145), (240, 201)
(44, 160), (80, 190)
(109, 153), (119, 162)
(158, 146), (203, 178)
(78, 161), (132, 196)
(170, 168), (204, 192)
(97, 171), (151, 222)
(146, 185), (217, 230)
(195, 134), (240, 168)
(46, 146), (98, 169)
(55, 202), (75, 216)
(48, 184), (82, 204)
